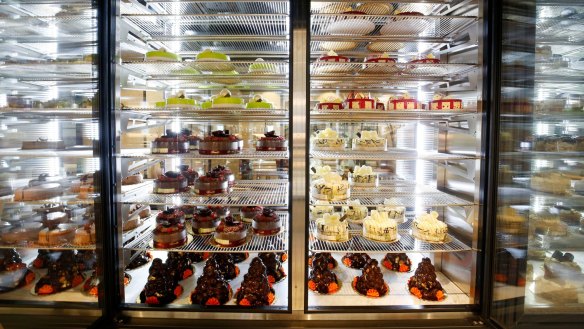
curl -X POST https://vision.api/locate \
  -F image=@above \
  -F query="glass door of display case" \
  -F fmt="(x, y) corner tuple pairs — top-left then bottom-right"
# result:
(115, 0), (291, 312)
(491, 0), (584, 327)
(0, 0), (103, 322)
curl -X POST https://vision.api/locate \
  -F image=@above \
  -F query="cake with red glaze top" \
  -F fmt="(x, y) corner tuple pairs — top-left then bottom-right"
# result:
(352, 259), (389, 298)
(408, 257), (446, 301)
(241, 206), (263, 223)
(139, 258), (183, 305)
(345, 91), (375, 110)
(192, 207), (220, 234)
(199, 130), (242, 155)
(214, 216), (247, 247)
(179, 205), (196, 220)
(388, 92), (422, 110)
(235, 257), (275, 306)
(166, 251), (194, 281)
(252, 208), (281, 235)
(342, 253), (371, 269)
(382, 253), (412, 272)
(190, 258), (232, 306)
(210, 165), (235, 190)
(256, 131), (288, 151)
(151, 130), (189, 154)
(308, 253), (340, 294)
(153, 208), (187, 249)
(363, 53), (398, 74)
(154, 171), (188, 194)
(209, 253), (239, 281)
(258, 252), (286, 283)
(194, 170), (228, 195)
(177, 165), (198, 186)
(207, 205), (231, 218)
(0, 249), (36, 292)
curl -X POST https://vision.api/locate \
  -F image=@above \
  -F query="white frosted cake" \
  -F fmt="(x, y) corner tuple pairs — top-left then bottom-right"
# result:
(311, 172), (350, 201)
(412, 211), (448, 242)
(352, 130), (387, 151)
(341, 199), (368, 224)
(310, 200), (335, 217)
(349, 165), (378, 187)
(311, 165), (332, 181)
(315, 213), (349, 242)
(312, 128), (345, 151)
(363, 210), (398, 242)
(377, 198), (406, 224)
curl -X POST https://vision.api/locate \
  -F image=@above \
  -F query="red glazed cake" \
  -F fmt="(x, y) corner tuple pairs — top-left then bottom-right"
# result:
(342, 253), (371, 270)
(241, 206), (263, 223)
(410, 54), (440, 64)
(192, 207), (220, 234)
(388, 92), (422, 110)
(252, 208), (281, 235)
(429, 93), (463, 110)
(180, 129), (201, 151)
(235, 257), (275, 306)
(179, 205), (196, 220)
(317, 50), (350, 73)
(256, 131), (287, 151)
(190, 258), (232, 306)
(352, 259), (389, 298)
(345, 92), (375, 110)
(194, 170), (229, 195)
(139, 258), (183, 305)
(0, 249), (36, 292)
(214, 215), (247, 247)
(258, 252), (287, 284)
(153, 171), (188, 194)
(308, 253), (340, 294)
(316, 96), (344, 110)
(199, 130), (242, 155)
(363, 53), (398, 74)
(177, 165), (198, 186)
(408, 258), (446, 301)
(153, 208), (187, 249)
(151, 130), (189, 154)
(382, 253), (412, 272)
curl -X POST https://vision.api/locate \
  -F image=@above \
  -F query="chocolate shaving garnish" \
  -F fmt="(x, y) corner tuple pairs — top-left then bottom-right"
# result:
(164, 171), (181, 179)
(311, 167), (316, 173)
(264, 130), (277, 138)
(356, 132), (361, 138)
(262, 208), (275, 217)
(211, 130), (229, 138)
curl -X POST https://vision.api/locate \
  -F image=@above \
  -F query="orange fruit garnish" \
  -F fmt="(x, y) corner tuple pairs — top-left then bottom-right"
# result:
(366, 289), (380, 297)
(38, 285), (53, 295)
(239, 298), (251, 306)
(399, 264), (409, 272)
(25, 272), (35, 284)
(72, 275), (84, 286)
(89, 287), (98, 296)
(145, 296), (159, 304)
(183, 269), (193, 280)
(308, 280), (316, 291)
(268, 292), (275, 304)
(205, 297), (220, 306)
(235, 266), (240, 276)
(436, 290), (445, 301)
(328, 282), (339, 293)
(410, 287), (422, 299)
(174, 285), (183, 297)
(342, 258), (351, 267)
(382, 260), (392, 270)
(268, 275), (275, 284)
(308, 258), (313, 266)
(328, 263), (334, 269)
(281, 253), (288, 262)
(352, 277), (358, 287)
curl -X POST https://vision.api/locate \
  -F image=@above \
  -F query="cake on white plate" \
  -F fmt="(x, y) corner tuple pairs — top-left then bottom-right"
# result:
(312, 128), (345, 151)
(352, 131), (387, 151)
(341, 199), (368, 224)
(314, 213), (349, 242)
(349, 165), (378, 187)
(363, 210), (398, 242)
(377, 198), (406, 224)
(412, 211), (448, 242)
(311, 172), (350, 201)
(310, 200), (335, 217)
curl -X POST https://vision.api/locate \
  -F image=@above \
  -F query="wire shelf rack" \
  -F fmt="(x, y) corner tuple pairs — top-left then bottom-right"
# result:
(310, 39), (446, 57)
(121, 108), (288, 121)
(148, 78), (290, 90)
(0, 63), (95, 79)
(310, 149), (479, 161)
(124, 213), (288, 253)
(122, 61), (289, 76)
(0, 15), (96, 40)
(121, 0), (290, 16)
(310, 1), (454, 15)
(537, 17), (584, 42)
(310, 189), (474, 208)
(0, 193), (94, 207)
(0, 108), (95, 119)
(310, 109), (476, 122)
(0, 148), (95, 158)
(120, 149), (289, 160)
(0, 241), (95, 251)
(311, 62), (476, 78)
(122, 180), (289, 206)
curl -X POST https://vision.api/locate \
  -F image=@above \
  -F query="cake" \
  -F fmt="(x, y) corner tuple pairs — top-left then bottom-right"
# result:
(326, 10), (375, 36)
(145, 48), (181, 62)
(308, 252), (337, 269)
(195, 49), (233, 72)
(311, 172), (350, 201)
(307, 253), (340, 295)
(124, 204), (149, 230)
(153, 171), (188, 194)
(344, 92), (375, 110)
(256, 131), (287, 151)
(314, 213), (349, 242)
(75, 250), (97, 272)
(408, 258), (446, 301)
(310, 165), (333, 181)
(209, 253), (239, 281)
(192, 207), (220, 234)
(166, 251), (194, 281)
(429, 93), (463, 110)
(21, 138), (65, 150)
(38, 224), (76, 246)
(316, 50), (350, 73)
(240, 206), (263, 223)
(194, 170), (229, 195)
(201, 99), (212, 109)
(531, 209), (568, 237)
(382, 253), (412, 272)
(210, 165), (236, 190)
(190, 258), (232, 306)
(165, 92), (196, 108)
(349, 164), (379, 186)
(209, 70), (240, 85)
(497, 206), (527, 234)
(208, 205), (231, 218)
(180, 129), (201, 151)
(13, 183), (64, 201)
(125, 251), (152, 270)
(321, 41), (357, 52)
(32, 249), (56, 269)
(151, 130), (189, 154)
(0, 249), (36, 292)
(412, 211), (448, 242)
(121, 173), (143, 185)
(234, 258), (275, 306)
(363, 53), (398, 73)
(530, 171), (572, 195)
(376, 198), (406, 224)
(316, 96), (344, 110)
(1, 222), (43, 244)
(387, 92), (422, 110)
(211, 89), (244, 108)
(341, 199), (368, 223)
(533, 135), (584, 152)
(341, 253), (371, 270)
(352, 131), (387, 152)
(177, 165), (198, 186)
(252, 207), (281, 235)
(139, 258), (183, 305)
(312, 128), (345, 150)
(256, 253), (286, 284)
(214, 215), (247, 247)
(229, 252), (249, 264)
(153, 208), (187, 249)
(73, 223), (96, 245)
(310, 200), (335, 217)
(248, 58), (277, 74)
(380, 11), (429, 35)
(363, 210), (398, 242)
(188, 252), (211, 263)
(356, 2), (391, 15)
(34, 252), (84, 295)
(199, 130), (242, 155)
(543, 250), (581, 283)
(352, 259), (389, 298)
(246, 94), (274, 109)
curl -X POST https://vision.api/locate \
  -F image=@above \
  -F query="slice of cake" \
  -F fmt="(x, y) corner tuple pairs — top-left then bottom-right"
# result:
(310, 200), (335, 217)
(246, 94), (274, 109)
(376, 198), (406, 224)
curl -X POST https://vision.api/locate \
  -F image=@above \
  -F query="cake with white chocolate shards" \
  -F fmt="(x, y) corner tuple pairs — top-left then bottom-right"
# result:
(349, 165), (378, 187)
(311, 172), (350, 201)
(412, 211), (448, 242)
(341, 199), (368, 223)
(312, 128), (345, 151)
(352, 131), (387, 151)
(314, 213), (349, 242)
(363, 210), (398, 242)
(376, 198), (406, 224)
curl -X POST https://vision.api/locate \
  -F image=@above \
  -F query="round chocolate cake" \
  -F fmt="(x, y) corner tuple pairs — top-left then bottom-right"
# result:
(178, 164), (198, 186)
(342, 253), (371, 269)
(382, 253), (412, 272)
(209, 253), (239, 281)
(153, 171), (188, 194)
(235, 258), (275, 306)
(407, 257), (445, 301)
(190, 258), (232, 306)
(214, 215), (247, 247)
(192, 207), (220, 234)
(308, 253), (340, 294)
(258, 252), (287, 283)
(252, 207), (281, 235)
(352, 259), (388, 298)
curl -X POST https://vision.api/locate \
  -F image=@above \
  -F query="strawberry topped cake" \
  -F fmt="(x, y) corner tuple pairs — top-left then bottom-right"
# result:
(256, 131), (287, 151)
(198, 130), (242, 155)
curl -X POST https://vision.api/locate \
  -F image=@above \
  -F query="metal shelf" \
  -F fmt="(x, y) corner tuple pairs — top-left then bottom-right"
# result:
(311, 79), (441, 91)
(0, 148), (95, 159)
(310, 109), (476, 122)
(0, 240), (95, 251)
(122, 60), (288, 76)
(310, 39), (445, 58)
(500, 150), (584, 160)
(121, 108), (288, 121)
(131, 76), (289, 90)
(310, 149), (479, 161)
(120, 149), (289, 160)
(121, 0), (290, 16)
(0, 194), (94, 206)
(0, 15), (96, 40)
(537, 17), (584, 42)
(310, 1), (455, 15)
(311, 62), (476, 78)
(124, 213), (288, 253)
(0, 108), (95, 119)
(122, 179), (289, 206)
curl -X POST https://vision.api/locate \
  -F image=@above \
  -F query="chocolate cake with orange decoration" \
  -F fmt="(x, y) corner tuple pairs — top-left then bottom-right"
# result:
(407, 257), (445, 301)
(0, 249), (36, 292)
(308, 252), (337, 269)
(308, 253), (340, 295)
(139, 258), (183, 305)
(235, 257), (275, 306)
(166, 252), (194, 281)
(342, 252), (371, 269)
(258, 252), (286, 283)
(190, 257), (232, 306)
(352, 259), (389, 298)
(34, 251), (84, 295)
(209, 253), (239, 281)
(382, 253), (412, 272)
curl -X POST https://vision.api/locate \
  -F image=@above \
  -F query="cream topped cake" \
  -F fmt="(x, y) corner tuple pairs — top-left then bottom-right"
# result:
(310, 200), (335, 217)
(352, 131), (387, 151)
(165, 91), (196, 108)
(363, 210), (398, 242)
(388, 92), (422, 110)
(315, 213), (349, 242)
(195, 49), (233, 71)
(412, 211), (448, 242)
(312, 128), (345, 151)
(316, 96), (344, 110)
(311, 172), (350, 201)
(311, 165), (333, 181)
(363, 52), (398, 73)
(209, 70), (240, 85)
(377, 198), (406, 224)
(248, 58), (277, 74)
(317, 50), (350, 73)
(144, 48), (181, 62)
(211, 89), (245, 108)
(349, 165), (378, 187)
(345, 92), (375, 110)
(246, 94), (274, 109)
(341, 199), (368, 223)
(430, 93), (463, 111)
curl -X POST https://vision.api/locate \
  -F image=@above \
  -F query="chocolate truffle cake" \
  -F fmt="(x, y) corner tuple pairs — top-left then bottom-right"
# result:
(308, 253), (340, 294)
(177, 165), (198, 186)
(308, 252), (337, 269)
(0, 249), (36, 292)
(139, 258), (183, 305)
(382, 253), (412, 272)
(209, 253), (239, 281)
(153, 208), (187, 249)
(190, 258), (232, 306)
(125, 251), (152, 270)
(252, 208), (281, 235)
(32, 249), (57, 269)
(258, 252), (287, 283)
(352, 259), (389, 298)
(342, 253), (371, 269)
(151, 130), (189, 154)
(235, 258), (275, 306)
(192, 207), (220, 234)
(153, 171), (188, 194)
(34, 252), (84, 295)
(408, 258), (445, 301)
(166, 251), (194, 281)
(229, 252), (249, 264)
(214, 216), (247, 247)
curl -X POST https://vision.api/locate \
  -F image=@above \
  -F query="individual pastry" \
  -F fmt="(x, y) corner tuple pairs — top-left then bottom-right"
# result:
(382, 253), (412, 272)
(314, 213), (349, 242)
(312, 128), (345, 150)
(0, 249), (36, 292)
(363, 53), (398, 73)
(256, 131), (287, 151)
(246, 95), (274, 109)
(310, 200), (335, 217)
(341, 199), (368, 223)
(125, 251), (152, 270)
(166, 251), (194, 281)
(21, 138), (65, 150)
(151, 130), (189, 154)
(349, 164), (379, 186)
(240, 206), (263, 223)
(352, 259), (389, 298)
(408, 258), (446, 301)
(190, 258), (232, 306)
(139, 258), (183, 305)
(214, 215), (247, 247)
(145, 48), (181, 62)
(194, 170), (229, 195)
(316, 96), (344, 110)
(308, 252), (337, 269)
(153, 171), (188, 194)
(229, 252), (249, 264)
(198, 130), (242, 155)
(38, 224), (76, 246)
(326, 9), (376, 36)
(429, 93), (463, 110)
(192, 207), (220, 234)
(210, 165), (236, 190)
(387, 92), (422, 110)
(543, 250), (581, 283)
(376, 198), (406, 224)
(342, 253), (371, 270)
(252, 208), (281, 235)
(497, 206), (527, 234)
(73, 222), (96, 246)
(248, 58), (277, 74)
(211, 89), (244, 108)
(344, 92), (375, 110)
(177, 165), (198, 186)
(308, 253), (340, 294)
(234, 257), (275, 306)
(153, 208), (187, 249)
(412, 211), (448, 242)
(195, 49), (233, 71)
(32, 249), (57, 269)
(363, 210), (398, 242)
(165, 91), (196, 108)
(34, 252), (84, 295)
(209, 253), (239, 281)
(381, 11), (429, 35)
(121, 173), (143, 185)
(311, 172), (350, 201)
(316, 50), (350, 73)
(258, 253), (286, 284)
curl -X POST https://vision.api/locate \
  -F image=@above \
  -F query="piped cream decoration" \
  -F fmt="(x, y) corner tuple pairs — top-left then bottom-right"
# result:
(363, 210), (398, 242)
(412, 211), (448, 242)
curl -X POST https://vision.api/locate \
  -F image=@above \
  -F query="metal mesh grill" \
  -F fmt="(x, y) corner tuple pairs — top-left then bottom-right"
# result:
(123, 180), (289, 206)
(310, 79), (435, 90)
(142, 77), (289, 90)
(123, 61), (289, 76)
(0, 15), (96, 40)
(536, 18), (584, 41)
(310, 190), (473, 207)
(311, 1), (454, 15)
(0, 148), (95, 159)
(135, 40), (289, 58)
(310, 109), (476, 122)
(121, 108), (288, 120)
(0, 108), (95, 119)
(311, 62), (475, 78)
(310, 149), (478, 161)
(121, 149), (289, 160)
(310, 39), (444, 57)
(122, 1), (289, 15)
(0, 63), (94, 79)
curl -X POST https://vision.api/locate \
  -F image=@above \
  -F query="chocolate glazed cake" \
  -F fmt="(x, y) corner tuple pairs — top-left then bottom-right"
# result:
(342, 253), (371, 269)
(352, 259), (388, 298)
(258, 252), (287, 283)
(139, 258), (183, 305)
(190, 257), (231, 306)
(34, 251), (84, 295)
(308, 253), (340, 294)
(166, 252), (194, 281)
(308, 252), (337, 269)
(209, 253), (239, 281)
(235, 257), (275, 306)
(408, 257), (445, 301)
